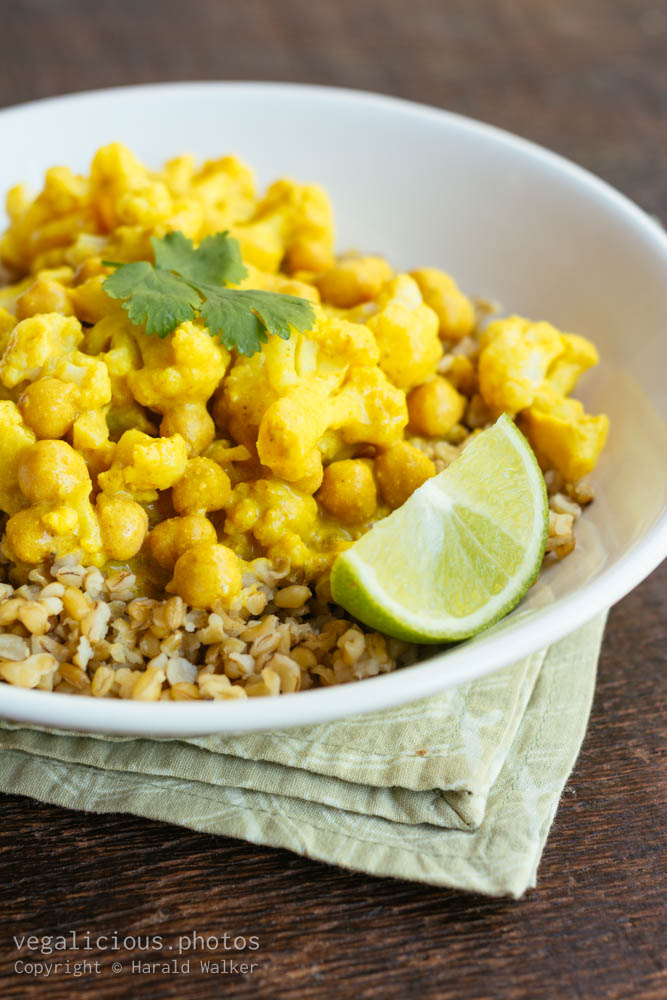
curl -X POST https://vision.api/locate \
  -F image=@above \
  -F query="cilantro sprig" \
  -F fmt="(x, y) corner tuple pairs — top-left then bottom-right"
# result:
(102, 231), (315, 356)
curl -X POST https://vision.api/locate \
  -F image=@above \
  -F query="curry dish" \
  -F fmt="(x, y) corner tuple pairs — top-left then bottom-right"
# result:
(0, 145), (608, 699)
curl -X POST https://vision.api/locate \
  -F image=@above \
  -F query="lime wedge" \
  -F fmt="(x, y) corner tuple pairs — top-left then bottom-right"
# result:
(330, 414), (548, 643)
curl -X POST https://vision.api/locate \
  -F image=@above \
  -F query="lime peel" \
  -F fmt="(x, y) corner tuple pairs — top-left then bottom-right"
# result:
(330, 414), (548, 643)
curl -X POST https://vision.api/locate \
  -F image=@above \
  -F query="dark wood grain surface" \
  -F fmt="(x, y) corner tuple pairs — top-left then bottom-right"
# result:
(0, 2), (665, 997)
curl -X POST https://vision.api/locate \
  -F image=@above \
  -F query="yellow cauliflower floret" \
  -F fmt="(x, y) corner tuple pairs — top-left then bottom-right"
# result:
(331, 366), (408, 448)
(0, 401), (36, 514)
(1, 168), (92, 273)
(478, 316), (564, 415)
(237, 263), (320, 303)
(52, 351), (112, 411)
(82, 314), (154, 437)
(546, 333), (600, 396)
(0, 313), (83, 388)
(184, 155), (256, 236)
(308, 312), (380, 371)
(520, 386), (609, 482)
(215, 348), (276, 446)
(258, 383), (332, 485)
(316, 256), (394, 308)
(128, 320), (229, 413)
(98, 430), (188, 501)
(7, 440), (103, 565)
(89, 142), (151, 230)
(225, 478), (318, 551)
(365, 276), (442, 391)
(219, 310), (376, 453)
(233, 178), (334, 273)
(410, 267), (475, 342)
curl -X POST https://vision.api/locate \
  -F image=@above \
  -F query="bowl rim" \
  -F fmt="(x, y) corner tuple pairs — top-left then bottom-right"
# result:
(1, 80), (666, 735)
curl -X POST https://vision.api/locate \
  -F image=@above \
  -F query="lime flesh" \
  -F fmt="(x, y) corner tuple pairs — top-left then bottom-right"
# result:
(330, 414), (548, 643)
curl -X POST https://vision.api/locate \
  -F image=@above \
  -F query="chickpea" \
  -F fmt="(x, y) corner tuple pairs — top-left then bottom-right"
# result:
(284, 239), (335, 275)
(160, 402), (215, 457)
(18, 440), (90, 503)
(167, 543), (243, 609)
(18, 378), (78, 439)
(447, 355), (478, 397)
(171, 457), (231, 517)
(315, 256), (393, 308)
(374, 442), (435, 509)
(407, 377), (466, 437)
(317, 459), (377, 524)
(68, 274), (116, 325)
(5, 507), (57, 563)
(97, 494), (149, 560)
(15, 278), (74, 320)
(148, 514), (217, 570)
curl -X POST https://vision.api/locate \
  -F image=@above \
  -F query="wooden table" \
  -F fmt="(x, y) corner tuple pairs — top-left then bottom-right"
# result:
(0, 2), (665, 997)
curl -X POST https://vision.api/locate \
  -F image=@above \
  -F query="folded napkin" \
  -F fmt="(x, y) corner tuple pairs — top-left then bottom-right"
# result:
(0, 614), (606, 898)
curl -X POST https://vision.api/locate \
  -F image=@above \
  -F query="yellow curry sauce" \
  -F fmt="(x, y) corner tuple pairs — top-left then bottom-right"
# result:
(0, 144), (609, 611)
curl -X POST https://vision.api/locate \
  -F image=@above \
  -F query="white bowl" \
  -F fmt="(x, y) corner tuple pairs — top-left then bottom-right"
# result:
(1, 82), (666, 735)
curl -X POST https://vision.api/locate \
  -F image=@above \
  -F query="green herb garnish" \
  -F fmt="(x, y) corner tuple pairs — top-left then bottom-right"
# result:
(102, 230), (315, 356)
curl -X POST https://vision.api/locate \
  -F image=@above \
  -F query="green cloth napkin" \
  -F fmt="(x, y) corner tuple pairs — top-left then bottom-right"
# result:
(0, 614), (606, 898)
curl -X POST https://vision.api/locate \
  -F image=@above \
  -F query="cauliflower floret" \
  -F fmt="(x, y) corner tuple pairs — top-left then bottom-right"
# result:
(128, 320), (230, 414)
(0, 401), (36, 514)
(364, 276), (442, 391)
(182, 155), (256, 236)
(215, 348), (277, 447)
(546, 333), (600, 396)
(478, 316), (565, 415)
(219, 310), (379, 457)
(331, 366), (408, 448)
(6, 439), (103, 565)
(258, 383), (332, 486)
(1, 168), (92, 273)
(225, 478), (318, 569)
(83, 314), (154, 437)
(520, 385), (609, 482)
(98, 429), (188, 501)
(0, 313), (83, 388)
(410, 267), (476, 342)
(52, 351), (111, 411)
(232, 178), (334, 273)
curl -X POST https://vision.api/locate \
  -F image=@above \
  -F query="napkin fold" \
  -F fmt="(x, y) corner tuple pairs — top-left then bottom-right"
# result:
(0, 614), (606, 898)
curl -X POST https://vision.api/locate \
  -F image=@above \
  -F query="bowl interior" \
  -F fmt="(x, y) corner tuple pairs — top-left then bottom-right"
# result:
(1, 82), (666, 734)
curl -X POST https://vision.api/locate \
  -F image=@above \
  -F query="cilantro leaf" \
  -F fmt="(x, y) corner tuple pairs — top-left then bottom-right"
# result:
(200, 289), (316, 356)
(152, 230), (247, 288)
(101, 230), (315, 353)
(103, 261), (202, 337)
